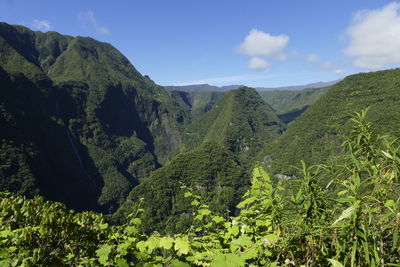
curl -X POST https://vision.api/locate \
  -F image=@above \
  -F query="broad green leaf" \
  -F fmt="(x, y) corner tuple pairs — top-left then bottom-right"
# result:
(145, 236), (160, 253)
(96, 244), (112, 265)
(159, 237), (174, 250)
(184, 192), (193, 198)
(124, 226), (138, 235)
(174, 236), (190, 255)
(241, 246), (258, 260)
(99, 223), (108, 230)
(230, 236), (253, 252)
(130, 218), (141, 226)
(230, 225), (239, 237)
(210, 253), (245, 267)
(236, 197), (257, 209)
(198, 209), (211, 216)
(212, 216), (225, 224)
(117, 242), (130, 256)
(191, 199), (200, 206)
(136, 241), (147, 252)
(0, 259), (12, 267)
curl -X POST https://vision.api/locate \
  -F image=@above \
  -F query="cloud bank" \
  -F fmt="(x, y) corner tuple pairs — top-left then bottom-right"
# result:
(345, 2), (400, 69)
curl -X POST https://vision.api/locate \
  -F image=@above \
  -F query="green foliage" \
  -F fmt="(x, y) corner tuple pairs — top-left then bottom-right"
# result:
(2, 109), (399, 266)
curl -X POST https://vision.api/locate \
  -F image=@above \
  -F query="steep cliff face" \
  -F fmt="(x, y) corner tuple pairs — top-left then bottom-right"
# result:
(0, 22), (187, 212)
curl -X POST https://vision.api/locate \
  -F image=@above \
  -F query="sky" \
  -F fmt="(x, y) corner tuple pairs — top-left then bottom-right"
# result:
(1, 0), (400, 87)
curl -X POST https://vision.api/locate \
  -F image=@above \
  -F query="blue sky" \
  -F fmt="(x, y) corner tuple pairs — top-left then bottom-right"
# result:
(1, 0), (400, 87)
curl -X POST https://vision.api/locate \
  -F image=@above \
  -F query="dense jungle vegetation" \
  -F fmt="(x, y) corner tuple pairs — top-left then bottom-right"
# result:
(1, 111), (399, 266)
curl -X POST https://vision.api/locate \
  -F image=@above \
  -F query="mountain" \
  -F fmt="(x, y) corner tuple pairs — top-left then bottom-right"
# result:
(111, 141), (249, 233)
(169, 90), (224, 119)
(164, 84), (241, 92)
(267, 68), (400, 176)
(256, 80), (339, 91)
(0, 22), (285, 216)
(0, 22), (188, 212)
(181, 87), (285, 160)
(165, 80), (338, 93)
(110, 87), (285, 232)
(259, 86), (330, 123)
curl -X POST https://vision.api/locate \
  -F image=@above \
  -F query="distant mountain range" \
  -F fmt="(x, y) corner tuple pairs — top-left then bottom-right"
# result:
(164, 84), (242, 92)
(164, 80), (339, 92)
(256, 80), (339, 91)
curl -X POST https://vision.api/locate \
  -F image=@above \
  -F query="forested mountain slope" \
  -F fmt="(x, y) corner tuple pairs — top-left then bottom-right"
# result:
(112, 141), (249, 233)
(110, 87), (285, 232)
(0, 22), (188, 212)
(182, 87), (285, 160)
(267, 68), (400, 176)
(259, 86), (330, 123)
(169, 90), (223, 119)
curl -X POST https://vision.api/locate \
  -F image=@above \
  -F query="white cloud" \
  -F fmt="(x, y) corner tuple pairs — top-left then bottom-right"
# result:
(238, 29), (289, 59)
(79, 10), (109, 35)
(237, 29), (289, 71)
(248, 57), (271, 70)
(32, 19), (51, 31)
(345, 2), (400, 69)
(306, 54), (344, 75)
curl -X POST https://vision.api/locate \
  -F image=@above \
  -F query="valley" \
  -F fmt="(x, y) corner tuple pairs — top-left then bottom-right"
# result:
(1, 12), (400, 265)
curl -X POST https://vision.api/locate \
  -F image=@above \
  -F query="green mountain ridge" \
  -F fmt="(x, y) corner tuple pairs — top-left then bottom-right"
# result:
(267, 68), (400, 176)
(259, 86), (330, 123)
(181, 87), (285, 160)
